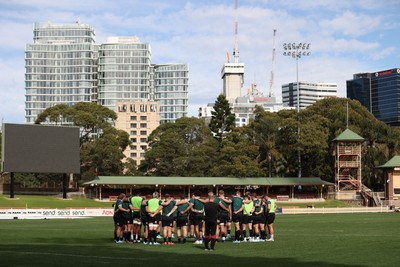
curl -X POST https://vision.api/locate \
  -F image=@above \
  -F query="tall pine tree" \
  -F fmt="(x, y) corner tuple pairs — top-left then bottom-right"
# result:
(209, 94), (236, 142)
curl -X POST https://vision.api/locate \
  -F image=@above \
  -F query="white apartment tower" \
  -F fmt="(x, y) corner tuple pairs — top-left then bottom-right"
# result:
(25, 22), (98, 123)
(153, 64), (189, 124)
(98, 37), (152, 111)
(282, 82), (337, 110)
(25, 22), (188, 125)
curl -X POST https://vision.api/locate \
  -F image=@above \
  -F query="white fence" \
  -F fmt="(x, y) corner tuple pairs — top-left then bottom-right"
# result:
(0, 208), (114, 219)
(281, 206), (392, 215)
(0, 206), (394, 219)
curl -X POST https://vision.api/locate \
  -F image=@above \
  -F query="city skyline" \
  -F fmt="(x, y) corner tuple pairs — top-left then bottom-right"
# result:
(0, 0), (399, 123)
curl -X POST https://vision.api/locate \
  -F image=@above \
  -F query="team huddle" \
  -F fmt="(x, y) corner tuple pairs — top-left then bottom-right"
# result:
(113, 189), (276, 249)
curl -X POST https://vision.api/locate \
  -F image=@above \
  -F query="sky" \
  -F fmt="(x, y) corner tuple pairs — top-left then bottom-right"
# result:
(0, 0), (399, 123)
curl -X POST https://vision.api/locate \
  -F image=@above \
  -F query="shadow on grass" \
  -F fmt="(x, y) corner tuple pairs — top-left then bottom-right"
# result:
(0, 243), (366, 267)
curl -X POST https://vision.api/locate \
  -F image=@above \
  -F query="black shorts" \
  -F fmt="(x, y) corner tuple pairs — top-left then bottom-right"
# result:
(252, 214), (265, 224)
(188, 212), (194, 225)
(114, 213), (124, 227)
(123, 212), (133, 225)
(141, 214), (149, 226)
(232, 212), (243, 223)
(241, 214), (253, 225)
(266, 213), (275, 225)
(177, 215), (189, 227)
(162, 215), (174, 227)
(132, 212), (141, 224)
(192, 213), (204, 226)
(148, 213), (161, 225)
(218, 212), (231, 225)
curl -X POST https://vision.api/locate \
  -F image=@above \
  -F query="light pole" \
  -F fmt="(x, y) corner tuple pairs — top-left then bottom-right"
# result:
(283, 42), (311, 178)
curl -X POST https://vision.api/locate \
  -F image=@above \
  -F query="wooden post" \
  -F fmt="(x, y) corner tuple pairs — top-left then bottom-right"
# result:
(188, 186), (191, 199)
(10, 172), (14, 199)
(99, 185), (102, 200)
(62, 173), (67, 199)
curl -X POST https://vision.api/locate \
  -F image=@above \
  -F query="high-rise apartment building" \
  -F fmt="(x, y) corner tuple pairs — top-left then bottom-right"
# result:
(282, 82), (337, 110)
(25, 22), (188, 126)
(115, 101), (160, 165)
(153, 64), (188, 124)
(347, 68), (400, 126)
(98, 37), (151, 111)
(25, 22), (98, 123)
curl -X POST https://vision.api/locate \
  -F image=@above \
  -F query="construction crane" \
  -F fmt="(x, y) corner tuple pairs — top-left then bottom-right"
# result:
(269, 29), (277, 97)
(233, 0), (239, 63)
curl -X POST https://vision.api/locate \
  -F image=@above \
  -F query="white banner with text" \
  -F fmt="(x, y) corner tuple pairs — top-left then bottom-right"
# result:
(0, 208), (114, 219)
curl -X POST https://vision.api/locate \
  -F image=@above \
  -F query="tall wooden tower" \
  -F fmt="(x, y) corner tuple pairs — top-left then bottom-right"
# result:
(333, 129), (364, 192)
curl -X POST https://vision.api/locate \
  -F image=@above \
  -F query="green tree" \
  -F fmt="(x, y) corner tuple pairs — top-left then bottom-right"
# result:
(35, 102), (117, 145)
(209, 94), (236, 143)
(36, 102), (129, 183)
(140, 117), (218, 176)
(211, 127), (265, 177)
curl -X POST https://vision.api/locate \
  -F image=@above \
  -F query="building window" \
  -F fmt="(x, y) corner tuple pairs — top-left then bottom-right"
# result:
(130, 153), (137, 157)
(140, 138), (147, 142)
(130, 145), (137, 150)
(140, 130), (147, 135)
(140, 123), (147, 128)
(130, 123), (137, 128)
(140, 145), (147, 150)
(130, 130), (137, 135)
(118, 105), (127, 112)
(130, 138), (137, 142)
(140, 116), (147, 120)
(140, 153), (146, 157)
(130, 116), (137, 121)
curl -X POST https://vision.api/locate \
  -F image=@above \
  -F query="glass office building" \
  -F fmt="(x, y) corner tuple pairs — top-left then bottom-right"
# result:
(25, 22), (98, 123)
(97, 37), (152, 111)
(347, 68), (400, 126)
(153, 64), (188, 123)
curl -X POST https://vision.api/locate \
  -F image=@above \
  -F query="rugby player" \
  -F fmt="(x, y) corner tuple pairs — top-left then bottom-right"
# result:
(146, 192), (163, 245)
(141, 195), (151, 244)
(161, 194), (176, 245)
(113, 193), (126, 243)
(252, 194), (265, 242)
(130, 192), (143, 243)
(216, 190), (232, 242)
(264, 194), (276, 241)
(231, 191), (244, 243)
(122, 194), (134, 243)
(203, 193), (219, 251)
(175, 195), (193, 243)
(189, 190), (205, 244)
(241, 195), (254, 242)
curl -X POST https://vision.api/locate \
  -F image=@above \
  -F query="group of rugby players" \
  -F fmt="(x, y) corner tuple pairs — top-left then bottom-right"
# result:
(113, 189), (276, 245)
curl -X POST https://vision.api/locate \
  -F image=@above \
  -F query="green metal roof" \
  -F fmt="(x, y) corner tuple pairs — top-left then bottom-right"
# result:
(377, 156), (400, 168)
(84, 176), (334, 186)
(333, 129), (364, 141)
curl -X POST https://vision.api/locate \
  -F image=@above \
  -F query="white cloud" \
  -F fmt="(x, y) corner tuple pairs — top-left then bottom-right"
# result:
(0, 0), (398, 120)
(320, 11), (381, 37)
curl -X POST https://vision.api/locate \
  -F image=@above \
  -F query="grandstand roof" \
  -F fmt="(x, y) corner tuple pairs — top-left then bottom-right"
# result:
(377, 155), (400, 168)
(84, 176), (334, 186)
(333, 128), (364, 141)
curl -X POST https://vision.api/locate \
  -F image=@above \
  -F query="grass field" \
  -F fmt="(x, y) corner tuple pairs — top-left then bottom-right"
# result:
(0, 195), (350, 209)
(0, 213), (399, 267)
(0, 195), (111, 208)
